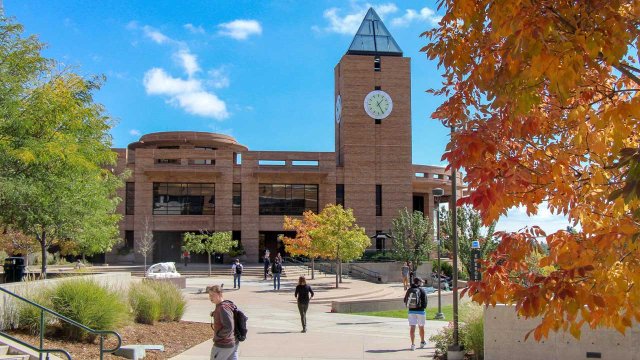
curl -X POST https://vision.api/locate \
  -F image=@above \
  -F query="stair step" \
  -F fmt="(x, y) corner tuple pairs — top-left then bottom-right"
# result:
(0, 346), (8, 356)
(0, 355), (29, 360)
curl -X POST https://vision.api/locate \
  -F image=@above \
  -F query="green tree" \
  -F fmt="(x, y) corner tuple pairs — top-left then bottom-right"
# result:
(390, 208), (435, 270)
(182, 231), (236, 276)
(0, 17), (124, 277)
(440, 206), (497, 279)
(311, 204), (370, 288)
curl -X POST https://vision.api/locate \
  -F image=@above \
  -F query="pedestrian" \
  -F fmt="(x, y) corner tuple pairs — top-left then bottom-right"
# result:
(408, 261), (414, 285)
(401, 261), (410, 290)
(272, 259), (283, 290)
(231, 259), (243, 289)
(294, 276), (314, 333)
(403, 277), (427, 351)
(207, 285), (239, 360)
(275, 252), (283, 263)
(263, 255), (271, 280)
(183, 250), (190, 267)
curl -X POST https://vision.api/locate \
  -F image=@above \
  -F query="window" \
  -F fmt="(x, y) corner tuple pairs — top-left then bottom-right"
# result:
(234, 152), (242, 165)
(157, 159), (179, 164)
(194, 146), (217, 151)
(233, 183), (242, 215)
(374, 56), (381, 71)
(376, 185), (382, 216)
(375, 86), (381, 90)
(125, 231), (134, 249)
(375, 231), (385, 250)
(158, 146), (179, 149)
(336, 184), (344, 207)
(192, 159), (215, 165)
(259, 184), (318, 215)
(413, 195), (425, 214)
(125, 182), (135, 215)
(153, 183), (215, 215)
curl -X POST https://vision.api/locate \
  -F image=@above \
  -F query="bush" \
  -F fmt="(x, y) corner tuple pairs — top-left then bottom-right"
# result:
(0, 250), (8, 263)
(129, 282), (161, 324)
(429, 322), (455, 355)
(147, 280), (186, 321)
(16, 292), (56, 335)
(432, 260), (453, 278)
(50, 279), (130, 342)
(429, 302), (484, 359)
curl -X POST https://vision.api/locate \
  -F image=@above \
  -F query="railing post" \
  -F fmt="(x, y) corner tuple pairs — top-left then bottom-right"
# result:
(39, 309), (45, 360)
(100, 335), (104, 360)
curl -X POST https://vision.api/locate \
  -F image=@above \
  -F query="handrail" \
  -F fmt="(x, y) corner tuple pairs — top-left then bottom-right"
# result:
(0, 286), (122, 360)
(348, 263), (382, 282)
(0, 332), (71, 360)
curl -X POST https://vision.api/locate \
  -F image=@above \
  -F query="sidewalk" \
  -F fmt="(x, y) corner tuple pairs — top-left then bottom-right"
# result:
(171, 273), (446, 359)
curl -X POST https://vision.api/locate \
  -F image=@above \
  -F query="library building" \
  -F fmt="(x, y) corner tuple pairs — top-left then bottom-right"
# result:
(108, 9), (458, 264)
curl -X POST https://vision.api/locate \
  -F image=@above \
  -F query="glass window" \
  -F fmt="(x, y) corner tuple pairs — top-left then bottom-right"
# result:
(192, 159), (215, 165)
(125, 182), (135, 215)
(125, 230), (134, 249)
(376, 184), (382, 216)
(233, 183), (242, 215)
(336, 184), (344, 208)
(153, 183), (215, 215)
(259, 184), (318, 215)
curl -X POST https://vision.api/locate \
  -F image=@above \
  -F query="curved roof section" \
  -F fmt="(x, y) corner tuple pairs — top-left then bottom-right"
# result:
(128, 131), (248, 151)
(347, 8), (403, 56)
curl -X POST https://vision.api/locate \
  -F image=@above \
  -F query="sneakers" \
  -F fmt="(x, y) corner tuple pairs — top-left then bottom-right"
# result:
(410, 344), (416, 351)
(420, 341), (427, 349)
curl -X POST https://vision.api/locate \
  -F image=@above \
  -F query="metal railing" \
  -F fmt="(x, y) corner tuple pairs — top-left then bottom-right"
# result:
(311, 262), (382, 283)
(0, 286), (122, 360)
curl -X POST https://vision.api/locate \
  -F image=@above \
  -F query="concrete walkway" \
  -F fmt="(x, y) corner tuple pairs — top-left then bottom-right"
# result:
(171, 273), (447, 360)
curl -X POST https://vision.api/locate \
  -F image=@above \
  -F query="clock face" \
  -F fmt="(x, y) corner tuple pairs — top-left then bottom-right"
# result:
(335, 95), (342, 123)
(364, 90), (393, 119)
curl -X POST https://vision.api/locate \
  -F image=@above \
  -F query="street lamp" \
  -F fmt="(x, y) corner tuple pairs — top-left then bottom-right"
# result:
(448, 125), (463, 358)
(432, 188), (445, 320)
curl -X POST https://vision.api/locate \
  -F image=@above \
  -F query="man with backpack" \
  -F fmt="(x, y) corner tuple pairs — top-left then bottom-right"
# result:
(403, 277), (427, 351)
(232, 259), (243, 289)
(207, 284), (240, 360)
(272, 259), (283, 290)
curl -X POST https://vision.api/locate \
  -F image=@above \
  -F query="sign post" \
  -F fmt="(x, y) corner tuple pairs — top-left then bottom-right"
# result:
(470, 240), (481, 282)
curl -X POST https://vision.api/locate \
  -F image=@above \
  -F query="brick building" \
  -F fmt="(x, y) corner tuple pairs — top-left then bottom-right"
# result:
(108, 9), (459, 264)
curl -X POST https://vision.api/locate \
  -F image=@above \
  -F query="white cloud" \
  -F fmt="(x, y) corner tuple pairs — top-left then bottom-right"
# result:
(207, 67), (230, 89)
(217, 19), (262, 40)
(142, 25), (172, 44)
(496, 203), (574, 235)
(143, 68), (228, 120)
(184, 23), (205, 34)
(129, 129), (141, 136)
(391, 7), (441, 27)
(174, 49), (200, 77)
(318, 3), (398, 35)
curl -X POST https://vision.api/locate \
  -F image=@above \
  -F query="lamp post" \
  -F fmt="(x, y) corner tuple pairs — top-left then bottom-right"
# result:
(448, 125), (463, 358)
(432, 188), (445, 320)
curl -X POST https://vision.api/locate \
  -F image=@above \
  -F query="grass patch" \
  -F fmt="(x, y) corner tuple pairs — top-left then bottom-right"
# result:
(352, 305), (454, 321)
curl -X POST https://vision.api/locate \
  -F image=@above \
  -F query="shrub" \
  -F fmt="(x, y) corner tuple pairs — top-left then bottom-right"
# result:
(0, 250), (8, 263)
(16, 292), (56, 335)
(129, 282), (161, 324)
(49, 278), (130, 342)
(432, 260), (453, 278)
(429, 303), (484, 359)
(147, 280), (186, 321)
(429, 322), (455, 356)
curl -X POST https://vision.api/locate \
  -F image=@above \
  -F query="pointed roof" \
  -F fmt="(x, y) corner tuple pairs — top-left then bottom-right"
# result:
(347, 8), (403, 56)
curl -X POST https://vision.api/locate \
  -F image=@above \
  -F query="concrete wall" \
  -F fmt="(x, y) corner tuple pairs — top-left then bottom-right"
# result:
(485, 305), (640, 360)
(352, 262), (432, 283)
(332, 290), (465, 313)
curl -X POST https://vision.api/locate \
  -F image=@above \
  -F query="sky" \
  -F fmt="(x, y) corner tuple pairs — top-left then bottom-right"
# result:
(4, 1), (571, 235)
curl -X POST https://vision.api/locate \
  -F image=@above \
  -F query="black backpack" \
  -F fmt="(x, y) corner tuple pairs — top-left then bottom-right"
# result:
(272, 262), (282, 273)
(406, 287), (423, 309)
(235, 264), (243, 274)
(224, 301), (248, 342)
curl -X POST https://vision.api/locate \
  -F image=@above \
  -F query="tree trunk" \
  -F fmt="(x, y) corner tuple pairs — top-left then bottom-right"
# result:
(335, 259), (339, 288)
(144, 255), (147, 277)
(339, 261), (343, 283)
(311, 258), (315, 280)
(39, 231), (47, 279)
(208, 252), (212, 277)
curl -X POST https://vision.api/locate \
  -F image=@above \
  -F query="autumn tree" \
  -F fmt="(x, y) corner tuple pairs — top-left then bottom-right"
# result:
(423, 0), (640, 339)
(440, 206), (497, 279)
(0, 18), (125, 277)
(136, 216), (155, 274)
(390, 208), (435, 271)
(0, 227), (39, 266)
(311, 204), (370, 288)
(283, 210), (331, 280)
(182, 231), (235, 276)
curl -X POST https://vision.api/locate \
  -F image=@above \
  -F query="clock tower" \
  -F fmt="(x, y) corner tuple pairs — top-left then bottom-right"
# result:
(334, 8), (413, 236)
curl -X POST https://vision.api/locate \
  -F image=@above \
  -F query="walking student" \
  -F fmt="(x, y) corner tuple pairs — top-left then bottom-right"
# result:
(294, 276), (314, 333)
(232, 259), (243, 289)
(207, 285), (239, 360)
(401, 261), (410, 290)
(263, 255), (271, 280)
(272, 259), (283, 290)
(403, 277), (427, 351)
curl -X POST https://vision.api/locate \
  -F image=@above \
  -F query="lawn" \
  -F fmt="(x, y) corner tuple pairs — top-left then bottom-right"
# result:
(352, 305), (454, 321)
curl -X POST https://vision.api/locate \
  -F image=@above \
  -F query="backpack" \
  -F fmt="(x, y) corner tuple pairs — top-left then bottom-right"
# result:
(406, 287), (423, 309)
(235, 264), (243, 274)
(272, 262), (282, 273)
(224, 301), (248, 342)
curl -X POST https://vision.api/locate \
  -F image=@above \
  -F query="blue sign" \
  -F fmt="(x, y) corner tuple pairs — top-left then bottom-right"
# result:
(471, 240), (480, 249)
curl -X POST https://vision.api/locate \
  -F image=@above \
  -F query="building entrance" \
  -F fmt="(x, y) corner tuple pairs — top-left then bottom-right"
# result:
(258, 231), (295, 262)
(152, 231), (213, 264)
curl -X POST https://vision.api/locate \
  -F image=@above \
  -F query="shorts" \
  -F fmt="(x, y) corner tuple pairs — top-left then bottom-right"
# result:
(408, 313), (425, 326)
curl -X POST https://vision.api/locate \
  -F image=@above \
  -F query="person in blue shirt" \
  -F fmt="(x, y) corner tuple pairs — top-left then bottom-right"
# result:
(403, 277), (427, 351)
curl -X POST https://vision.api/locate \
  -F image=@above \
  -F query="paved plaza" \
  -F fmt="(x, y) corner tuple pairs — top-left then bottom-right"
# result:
(171, 274), (446, 359)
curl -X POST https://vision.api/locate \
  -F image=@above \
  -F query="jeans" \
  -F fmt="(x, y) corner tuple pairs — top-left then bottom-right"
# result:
(210, 343), (238, 360)
(273, 273), (281, 290)
(297, 302), (309, 329)
(233, 273), (241, 288)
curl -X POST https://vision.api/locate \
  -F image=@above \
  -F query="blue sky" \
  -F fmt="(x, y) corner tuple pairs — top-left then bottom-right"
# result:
(5, 1), (570, 234)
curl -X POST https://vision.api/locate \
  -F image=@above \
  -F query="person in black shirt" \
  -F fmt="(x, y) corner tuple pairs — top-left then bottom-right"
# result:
(294, 276), (314, 333)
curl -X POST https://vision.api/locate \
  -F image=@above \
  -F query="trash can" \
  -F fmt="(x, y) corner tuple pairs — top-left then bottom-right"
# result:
(3, 257), (25, 283)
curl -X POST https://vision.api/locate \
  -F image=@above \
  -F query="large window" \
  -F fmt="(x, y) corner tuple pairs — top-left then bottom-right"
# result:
(153, 183), (215, 215)
(336, 184), (344, 208)
(259, 184), (318, 215)
(376, 184), (382, 216)
(233, 183), (242, 215)
(125, 182), (135, 215)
